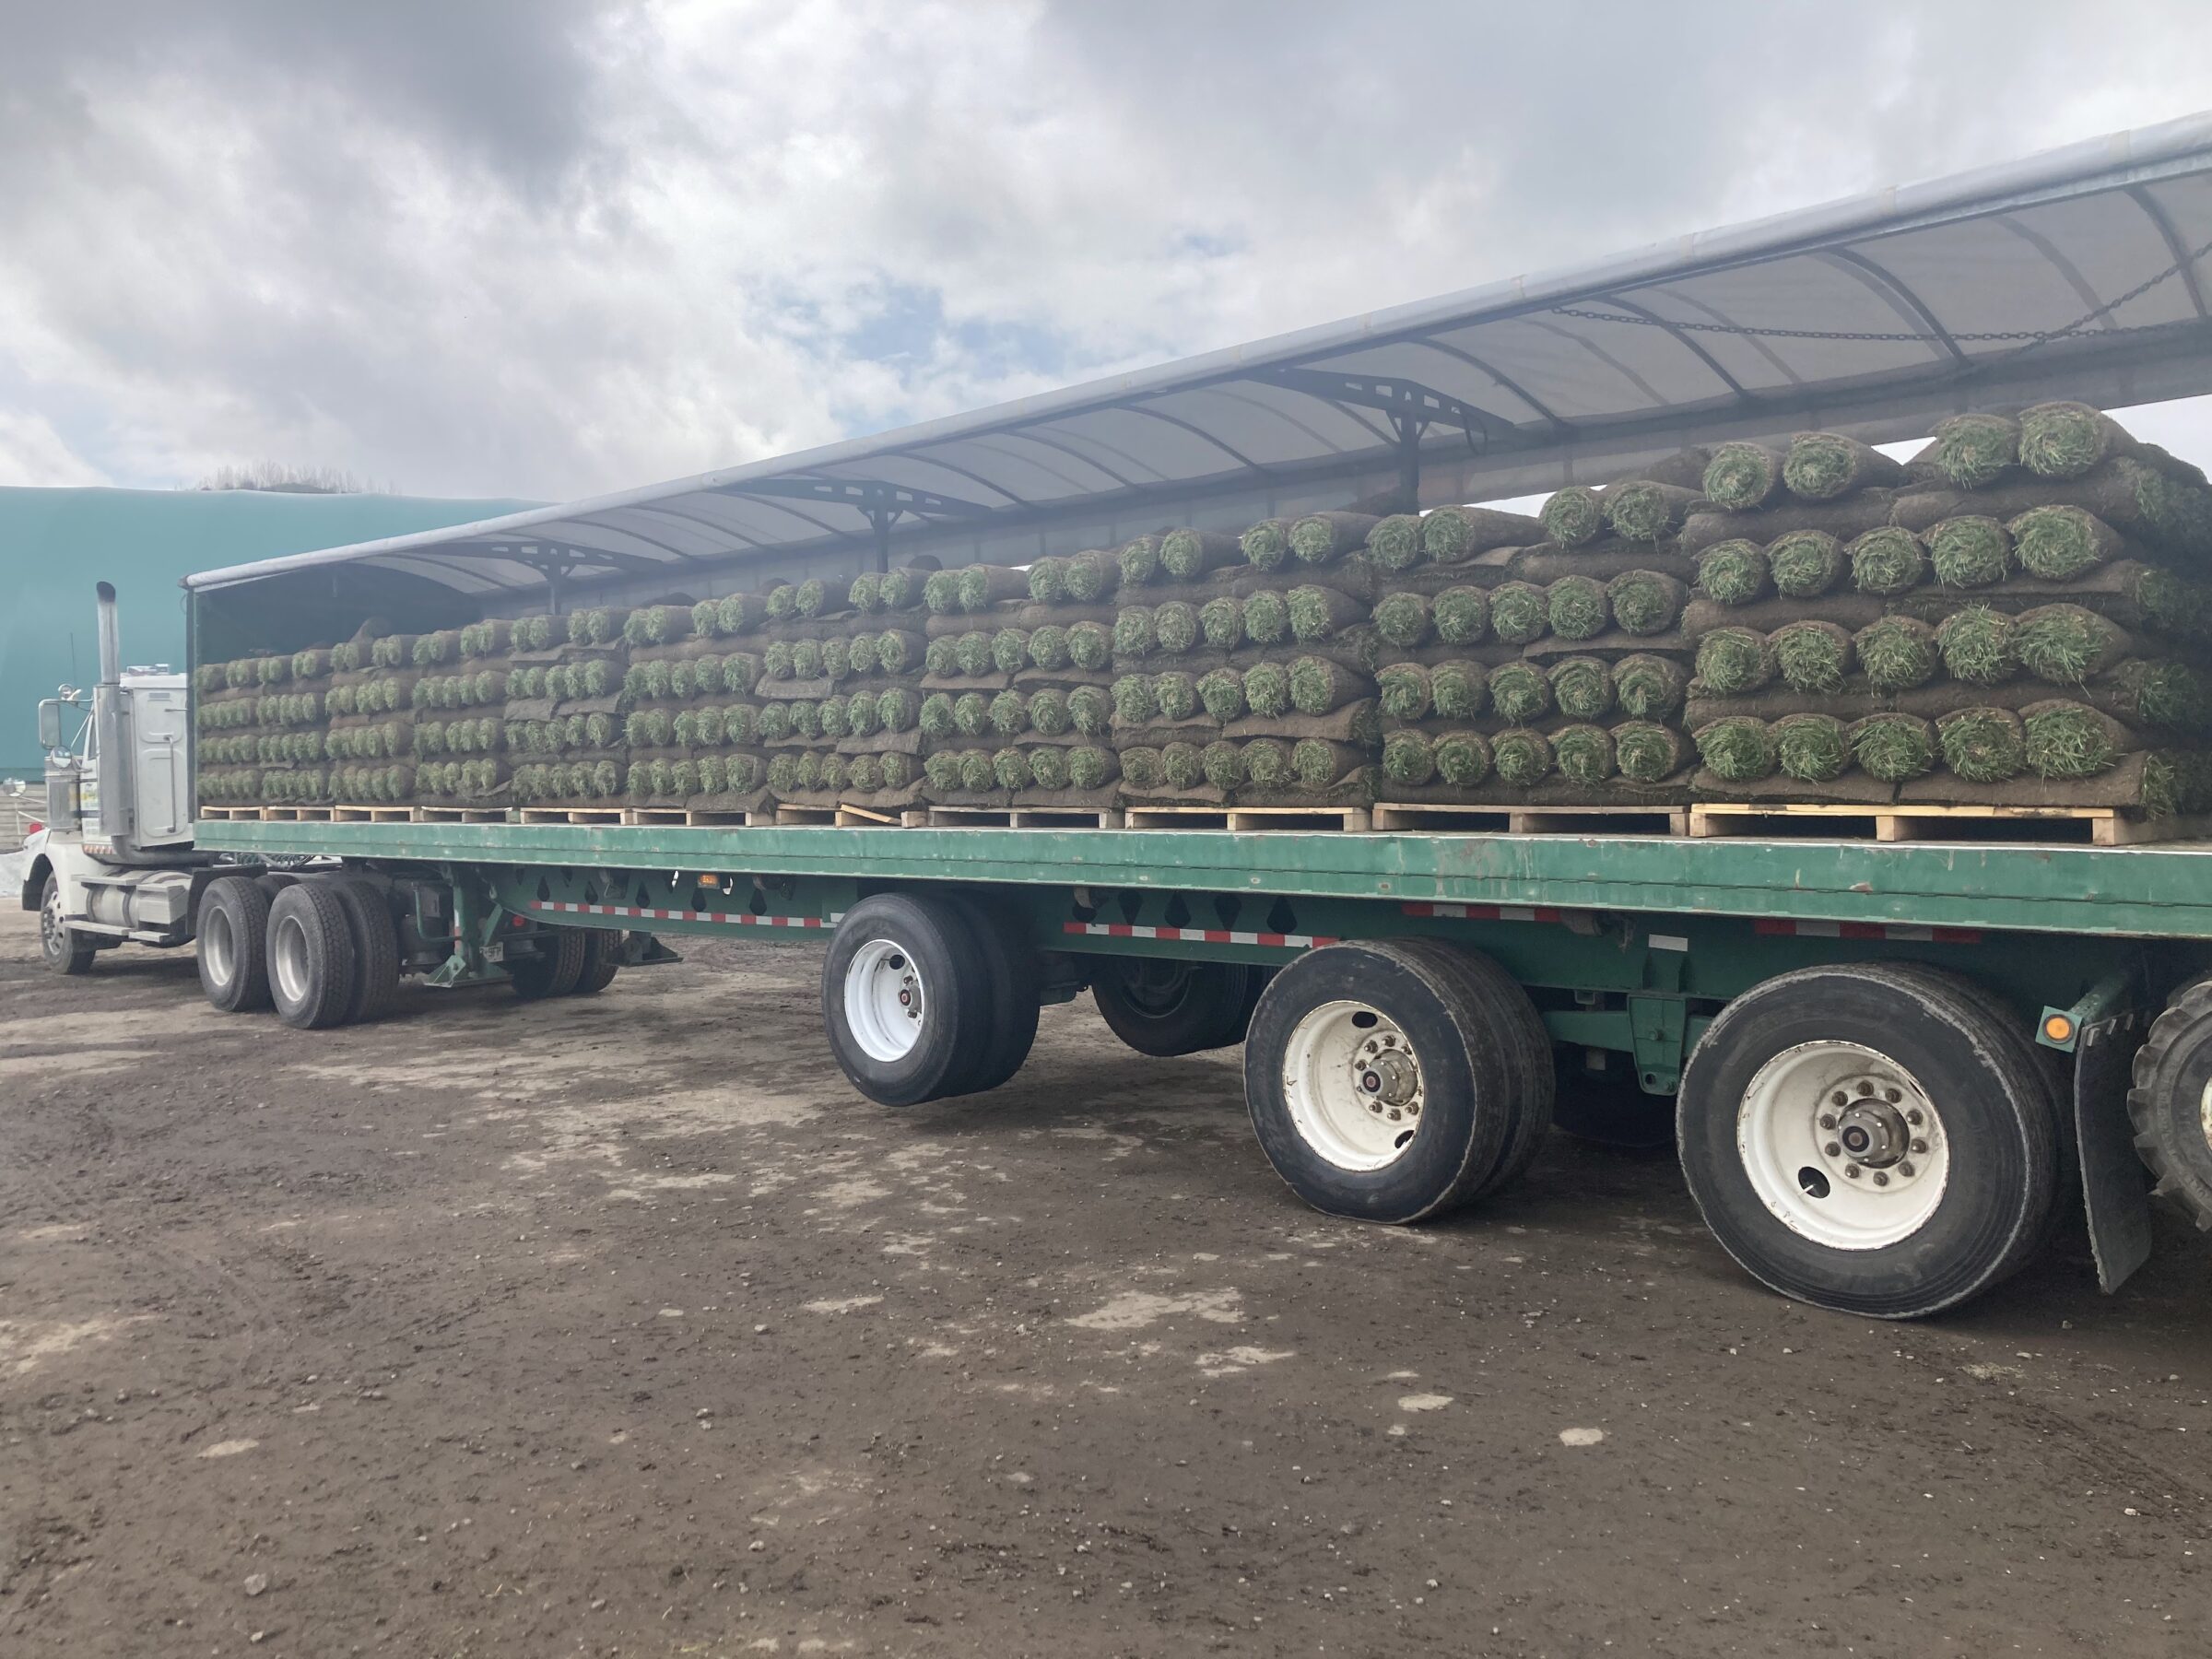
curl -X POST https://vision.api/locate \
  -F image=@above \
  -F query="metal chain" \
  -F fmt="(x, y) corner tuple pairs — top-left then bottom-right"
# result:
(1545, 228), (2212, 348)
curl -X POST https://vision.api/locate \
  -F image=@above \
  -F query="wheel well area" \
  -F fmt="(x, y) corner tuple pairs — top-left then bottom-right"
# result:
(21, 854), (51, 911)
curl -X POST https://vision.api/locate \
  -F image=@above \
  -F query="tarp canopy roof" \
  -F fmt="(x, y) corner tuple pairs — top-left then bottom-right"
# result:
(188, 112), (2212, 599)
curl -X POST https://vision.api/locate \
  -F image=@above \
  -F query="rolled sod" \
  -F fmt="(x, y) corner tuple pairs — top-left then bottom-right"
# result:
(1242, 590), (1292, 644)
(1027, 558), (1068, 605)
(1106, 677), (1159, 725)
(848, 572), (882, 613)
(1769, 530), (1846, 599)
(2010, 505), (2123, 581)
(1554, 724), (1617, 784)
(732, 753), (768, 792)
(1160, 742), (1205, 790)
(1280, 738), (1346, 788)
(1067, 686), (1112, 735)
(725, 704), (759, 744)
(1488, 661), (1554, 723)
(1492, 728), (1556, 787)
(1114, 606), (1157, 660)
(1372, 592), (1431, 649)
(1155, 601), (1200, 654)
(924, 570), (963, 614)
(1695, 628), (1778, 695)
(1161, 528), (1242, 581)
(764, 641), (795, 680)
(1774, 712), (1851, 783)
(1118, 535), (1164, 587)
(1539, 486), (1606, 547)
(1936, 707), (2028, 782)
(1288, 585), (1365, 642)
(1241, 519), (1295, 570)
(1290, 656), (1366, 716)
(1155, 672), (1200, 722)
(992, 747), (1031, 791)
(1695, 716), (1778, 782)
(1430, 661), (1488, 720)
(792, 639), (823, 679)
(767, 583), (804, 621)
(1927, 517), (2012, 587)
(1431, 586), (1490, 644)
(847, 754), (881, 793)
(1547, 656), (1615, 721)
(1064, 549), (1120, 604)
(1783, 431), (1904, 500)
(1200, 740), (1244, 790)
(1241, 737), (1291, 789)
(956, 630), (995, 676)
(724, 653), (760, 691)
(1289, 512), (1379, 566)
(1851, 713), (1937, 782)
(1848, 526), (1927, 595)
(1198, 668), (1246, 723)
(1923, 412), (2019, 489)
(1117, 746), (1162, 788)
(797, 752), (828, 793)
(1696, 539), (1770, 606)
(815, 640), (847, 681)
(794, 580), (828, 620)
(2018, 402), (2136, 479)
(874, 568), (921, 611)
(1615, 653), (1689, 720)
(953, 691), (991, 737)
(718, 592), (769, 635)
(1028, 688), (1071, 735)
(1200, 596), (1244, 649)
(1068, 747), (1115, 790)
(808, 698), (842, 740)
(1488, 581), (1548, 644)
(959, 566), (1030, 611)
(1243, 662), (1292, 718)
(924, 751), (961, 793)
(1853, 616), (1939, 692)
(1027, 745), (1070, 791)
(1028, 624), (1071, 670)
(1701, 442), (1788, 512)
(1068, 622), (1112, 670)
(1382, 730), (1436, 787)
(1378, 663), (1433, 721)
(2118, 659), (2212, 729)
(1605, 480), (1700, 543)
(788, 701), (822, 741)
(858, 632), (891, 673)
(2013, 604), (2126, 685)
(1422, 504), (1542, 563)
(1364, 513), (1425, 571)
(1772, 620), (1853, 695)
(989, 690), (1030, 736)
(878, 752), (916, 790)
(959, 750), (996, 792)
(1433, 730), (1493, 787)
(1607, 570), (1687, 635)
(994, 629), (1030, 674)
(1547, 574), (1611, 641)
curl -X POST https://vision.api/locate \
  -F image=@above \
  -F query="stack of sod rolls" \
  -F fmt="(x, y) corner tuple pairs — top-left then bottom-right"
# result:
(393, 626), (509, 808)
(1103, 516), (1382, 807)
(1680, 407), (2212, 817)
(602, 598), (769, 813)
(747, 575), (914, 811)
(194, 646), (332, 807)
(920, 555), (1118, 809)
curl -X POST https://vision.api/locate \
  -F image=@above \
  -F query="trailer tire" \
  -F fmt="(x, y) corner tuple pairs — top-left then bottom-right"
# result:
(330, 877), (401, 1023)
(266, 879), (359, 1030)
(939, 894), (1040, 1094)
(511, 928), (586, 1000)
(254, 871), (300, 902)
(1393, 940), (1554, 1198)
(40, 873), (99, 976)
(571, 930), (620, 995)
(1093, 958), (1262, 1056)
(822, 893), (993, 1107)
(1243, 940), (1526, 1224)
(1677, 964), (2061, 1319)
(195, 876), (273, 1012)
(2128, 975), (2212, 1230)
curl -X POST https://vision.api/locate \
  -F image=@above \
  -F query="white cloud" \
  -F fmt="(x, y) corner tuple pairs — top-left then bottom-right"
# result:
(0, 410), (111, 488)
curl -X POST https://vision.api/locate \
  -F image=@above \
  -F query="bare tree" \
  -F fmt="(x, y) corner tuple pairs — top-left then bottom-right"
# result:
(194, 462), (394, 495)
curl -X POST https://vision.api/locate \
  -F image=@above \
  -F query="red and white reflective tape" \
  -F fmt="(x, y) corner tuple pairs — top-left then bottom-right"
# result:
(1754, 918), (1983, 944)
(528, 900), (840, 930)
(1402, 901), (1569, 924)
(1063, 921), (1338, 949)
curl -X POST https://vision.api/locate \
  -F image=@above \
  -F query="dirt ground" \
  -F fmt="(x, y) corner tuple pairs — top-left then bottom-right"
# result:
(4, 907), (2212, 1658)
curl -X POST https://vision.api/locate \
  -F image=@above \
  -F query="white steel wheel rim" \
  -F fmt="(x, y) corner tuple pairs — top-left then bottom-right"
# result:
(41, 886), (69, 958)
(1282, 999), (1427, 1171)
(1737, 1040), (1949, 1251)
(2198, 1076), (2212, 1159)
(845, 937), (925, 1063)
(202, 904), (236, 985)
(272, 912), (312, 1006)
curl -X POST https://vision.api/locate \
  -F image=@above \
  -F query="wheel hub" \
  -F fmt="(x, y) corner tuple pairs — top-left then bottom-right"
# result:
(1737, 1042), (1949, 1249)
(1281, 1001), (1427, 1171)
(1357, 1039), (1422, 1119)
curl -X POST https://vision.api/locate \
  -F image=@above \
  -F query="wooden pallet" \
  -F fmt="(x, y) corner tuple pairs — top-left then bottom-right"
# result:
(1124, 804), (1372, 832)
(331, 804), (415, 823)
(836, 802), (905, 827)
(196, 806), (263, 821)
(772, 804), (841, 826)
(1372, 801), (1689, 836)
(516, 806), (624, 825)
(413, 806), (509, 824)
(1687, 802), (2212, 847)
(260, 805), (335, 822)
(919, 806), (1125, 830)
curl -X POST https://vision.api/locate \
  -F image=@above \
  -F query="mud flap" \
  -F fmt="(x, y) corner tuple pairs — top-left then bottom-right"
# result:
(2076, 1011), (2154, 1294)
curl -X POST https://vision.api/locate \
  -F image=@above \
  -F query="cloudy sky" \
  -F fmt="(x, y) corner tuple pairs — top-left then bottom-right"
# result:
(6, 0), (2212, 501)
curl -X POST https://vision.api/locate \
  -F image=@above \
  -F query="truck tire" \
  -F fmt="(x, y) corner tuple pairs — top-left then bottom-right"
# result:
(40, 874), (99, 976)
(1093, 958), (1262, 1056)
(940, 894), (1040, 1094)
(266, 880), (359, 1030)
(330, 877), (401, 1023)
(2128, 975), (2212, 1230)
(511, 927), (586, 999)
(1242, 940), (1532, 1223)
(195, 876), (273, 1012)
(571, 930), (620, 994)
(821, 893), (993, 1107)
(1677, 963), (2062, 1319)
(1392, 939), (1554, 1199)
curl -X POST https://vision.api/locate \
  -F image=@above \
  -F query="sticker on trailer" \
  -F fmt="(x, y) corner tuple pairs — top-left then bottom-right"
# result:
(1062, 922), (1338, 949)
(528, 900), (842, 929)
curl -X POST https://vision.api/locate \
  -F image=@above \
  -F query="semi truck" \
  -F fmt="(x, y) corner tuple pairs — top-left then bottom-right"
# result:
(24, 116), (2212, 1323)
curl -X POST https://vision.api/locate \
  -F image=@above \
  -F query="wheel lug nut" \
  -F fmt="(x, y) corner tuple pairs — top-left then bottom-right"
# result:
(1906, 1109), (1924, 1125)
(1855, 1081), (1874, 1096)
(1824, 1142), (1841, 1158)
(1844, 1165), (1862, 1179)
(1911, 1138), (1927, 1154)
(1884, 1088), (1901, 1103)
(1818, 1113), (1838, 1130)
(1831, 1091), (1848, 1107)
(1899, 1161), (1915, 1178)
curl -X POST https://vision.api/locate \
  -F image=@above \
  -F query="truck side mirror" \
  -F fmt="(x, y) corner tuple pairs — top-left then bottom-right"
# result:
(37, 699), (65, 750)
